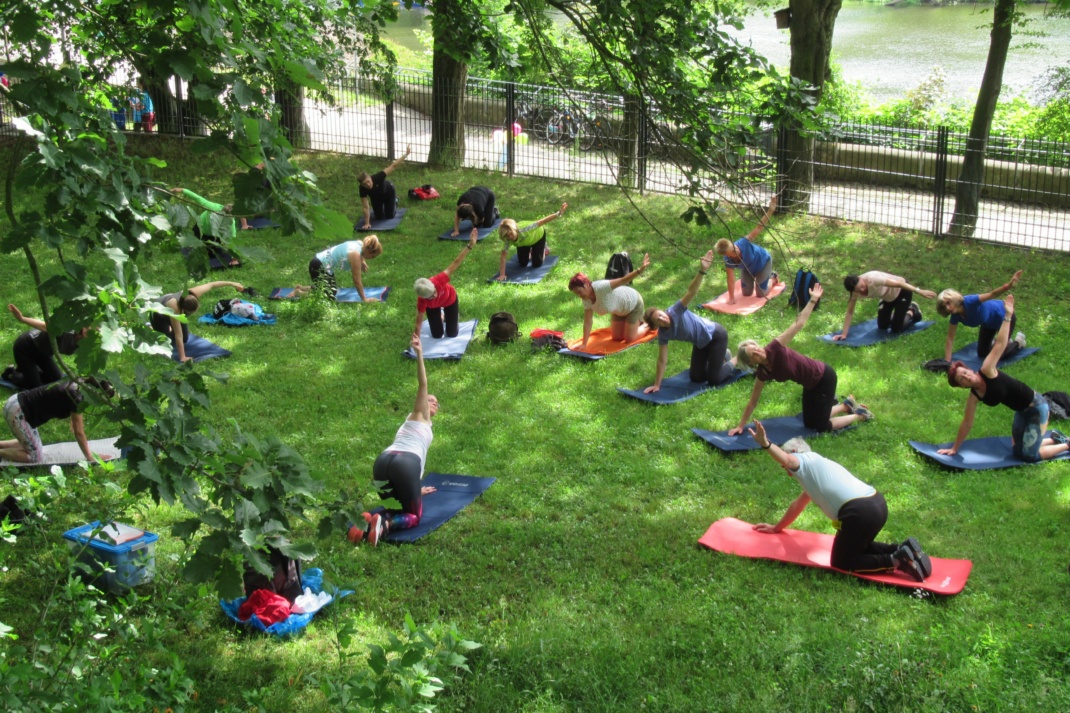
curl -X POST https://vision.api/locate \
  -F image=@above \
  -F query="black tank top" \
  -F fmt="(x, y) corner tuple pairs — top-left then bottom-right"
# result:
(17, 381), (83, 429)
(973, 371), (1034, 412)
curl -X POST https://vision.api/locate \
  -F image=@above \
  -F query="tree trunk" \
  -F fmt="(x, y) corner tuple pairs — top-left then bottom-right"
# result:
(783, 0), (842, 212)
(429, 50), (467, 168)
(275, 79), (311, 149)
(947, 0), (1014, 238)
(617, 93), (640, 189)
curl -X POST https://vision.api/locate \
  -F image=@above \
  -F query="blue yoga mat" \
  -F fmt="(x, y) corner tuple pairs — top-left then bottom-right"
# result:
(820, 319), (934, 347)
(486, 255), (559, 285)
(355, 208), (407, 232)
(268, 286), (390, 303)
(219, 568), (353, 636)
(171, 333), (232, 363)
(909, 433), (1070, 470)
(692, 414), (856, 452)
(199, 312), (277, 326)
(180, 246), (241, 271)
(617, 367), (752, 405)
(403, 319), (479, 361)
(245, 216), (280, 229)
(381, 473), (496, 543)
(948, 342), (1040, 372)
(438, 218), (502, 241)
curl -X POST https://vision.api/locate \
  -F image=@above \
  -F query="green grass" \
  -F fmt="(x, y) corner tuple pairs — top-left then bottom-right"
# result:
(3, 137), (1070, 711)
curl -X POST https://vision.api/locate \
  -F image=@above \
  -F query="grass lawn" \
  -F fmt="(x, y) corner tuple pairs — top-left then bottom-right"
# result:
(3, 137), (1070, 712)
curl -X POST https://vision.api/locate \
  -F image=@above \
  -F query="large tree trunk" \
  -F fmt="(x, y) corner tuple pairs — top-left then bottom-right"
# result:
(948, 0), (1014, 238)
(617, 93), (640, 189)
(429, 50), (467, 168)
(275, 79), (311, 149)
(783, 0), (842, 212)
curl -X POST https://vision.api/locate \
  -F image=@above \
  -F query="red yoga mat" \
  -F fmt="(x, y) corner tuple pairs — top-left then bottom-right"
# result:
(702, 281), (786, 315)
(698, 517), (972, 595)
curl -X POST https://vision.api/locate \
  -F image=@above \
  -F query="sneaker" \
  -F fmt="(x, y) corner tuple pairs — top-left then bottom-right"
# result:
(899, 536), (924, 559)
(909, 301), (922, 321)
(366, 513), (384, 547)
(1050, 430), (1070, 446)
(894, 545), (931, 582)
(346, 522), (365, 545)
(1014, 331), (1026, 350)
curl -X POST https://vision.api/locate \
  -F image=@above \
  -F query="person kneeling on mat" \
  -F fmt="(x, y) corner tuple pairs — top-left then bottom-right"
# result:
(307, 236), (383, 302)
(170, 186), (244, 265)
(936, 269), (1025, 363)
(569, 253), (651, 349)
(0, 378), (114, 464)
(941, 294), (1069, 462)
(642, 250), (735, 393)
(348, 333), (438, 546)
(495, 202), (567, 281)
(833, 271), (936, 341)
(358, 144), (410, 229)
(749, 421), (932, 582)
(451, 186), (498, 236)
(731, 283), (872, 436)
(7, 304), (91, 389)
(414, 232), (477, 339)
(713, 195), (778, 305)
(151, 281), (247, 363)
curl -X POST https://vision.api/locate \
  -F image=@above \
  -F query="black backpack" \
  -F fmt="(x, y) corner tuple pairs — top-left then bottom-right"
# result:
(532, 333), (568, 351)
(212, 298), (238, 319)
(1044, 391), (1070, 421)
(605, 252), (633, 280)
(487, 312), (518, 344)
(243, 546), (302, 604)
(788, 269), (820, 312)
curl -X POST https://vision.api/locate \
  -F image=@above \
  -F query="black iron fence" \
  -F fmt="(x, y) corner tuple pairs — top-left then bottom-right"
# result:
(2, 68), (1066, 251)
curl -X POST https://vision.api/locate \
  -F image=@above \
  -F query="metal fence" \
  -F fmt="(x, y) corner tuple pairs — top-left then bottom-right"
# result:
(2, 68), (1067, 251)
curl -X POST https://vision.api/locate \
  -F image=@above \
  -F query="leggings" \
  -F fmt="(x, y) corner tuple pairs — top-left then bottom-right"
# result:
(830, 492), (898, 573)
(977, 312), (1020, 360)
(3, 394), (42, 463)
(689, 323), (733, 385)
(1011, 394), (1049, 462)
(373, 450), (423, 531)
(149, 312), (190, 346)
(801, 364), (838, 433)
(13, 333), (61, 390)
(425, 300), (460, 339)
(516, 232), (547, 268)
(308, 257), (339, 298)
(371, 182), (397, 220)
(876, 289), (917, 333)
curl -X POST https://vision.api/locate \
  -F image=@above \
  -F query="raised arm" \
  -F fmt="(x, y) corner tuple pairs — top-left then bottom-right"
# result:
(443, 233), (477, 277)
(938, 393), (979, 456)
(978, 270), (1022, 303)
(748, 420), (802, 471)
(979, 293), (1014, 377)
(171, 187), (224, 213)
(776, 283), (824, 346)
(744, 195), (777, 241)
(409, 333), (432, 423)
(680, 251), (714, 308)
(728, 378), (766, 435)
(188, 281), (244, 300)
(608, 253), (649, 290)
(833, 292), (859, 341)
(8, 304), (47, 332)
(382, 144), (412, 176)
(533, 202), (567, 229)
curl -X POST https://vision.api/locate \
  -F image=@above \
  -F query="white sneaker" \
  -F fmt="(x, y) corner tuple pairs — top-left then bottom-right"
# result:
(1014, 331), (1026, 350)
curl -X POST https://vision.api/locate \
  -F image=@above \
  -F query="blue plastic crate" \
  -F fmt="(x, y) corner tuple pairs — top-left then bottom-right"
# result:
(63, 521), (158, 594)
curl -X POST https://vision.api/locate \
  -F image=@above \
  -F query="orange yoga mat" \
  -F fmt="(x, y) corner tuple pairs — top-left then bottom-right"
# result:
(564, 326), (658, 357)
(702, 281), (786, 315)
(699, 517), (972, 595)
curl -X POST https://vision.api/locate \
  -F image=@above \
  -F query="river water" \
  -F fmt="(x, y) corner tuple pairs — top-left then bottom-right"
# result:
(384, 2), (1070, 104)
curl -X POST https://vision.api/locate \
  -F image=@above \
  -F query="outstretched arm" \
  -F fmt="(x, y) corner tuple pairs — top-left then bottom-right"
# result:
(7, 304), (47, 332)
(409, 333), (432, 423)
(938, 394), (979, 456)
(748, 420), (802, 471)
(833, 292), (859, 341)
(680, 251), (714, 308)
(188, 281), (244, 300)
(776, 283), (824, 346)
(382, 144), (412, 176)
(979, 270), (1022, 303)
(884, 276), (936, 300)
(443, 233), (477, 277)
(532, 202), (568, 229)
(744, 195), (777, 241)
(979, 293), (1014, 377)
(753, 492), (811, 534)
(728, 379), (766, 435)
(608, 253), (649, 290)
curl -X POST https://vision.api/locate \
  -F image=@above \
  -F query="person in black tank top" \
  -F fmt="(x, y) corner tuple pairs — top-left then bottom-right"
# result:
(942, 294), (1069, 462)
(7, 304), (90, 389)
(0, 379), (114, 464)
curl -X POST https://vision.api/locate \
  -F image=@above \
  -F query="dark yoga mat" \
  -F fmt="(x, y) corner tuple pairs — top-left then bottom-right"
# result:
(617, 367), (752, 405)
(180, 246), (241, 271)
(438, 219), (502, 241)
(819, 319), (934, 347)
(402, 320), (479, 361)
(909, 433), (1070, 471)
(171, 333), (232, 363)
(382, 473), (496, 543)
(946, 342), (1039, 372)
(692, 414), (856, 452)
(355, 208), (407, 232)
(486, 255), (559, 285)
(245, 216), (281, 229)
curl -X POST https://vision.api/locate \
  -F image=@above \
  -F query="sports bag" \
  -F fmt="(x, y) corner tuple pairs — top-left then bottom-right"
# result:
(243, 546), (302, 604)
(487, 312), (519, 344)
(788, 269), (820, 312)
(605, 251), (634, 280)
(212, 298), (239, 319)
(1044, 391), (1070, 421)
(408, 184), (440, 200)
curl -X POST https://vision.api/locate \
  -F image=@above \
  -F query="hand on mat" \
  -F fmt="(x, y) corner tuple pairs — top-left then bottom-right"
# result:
(179, 356), (193, 364)
(643, 385), (660, 394)
(361, 221), (372, 230)
(421, 486), (437, 495)
(747, 421), (771, 449)
(363, 296), (380, 303)
(752, 522), (780, 534)
(937, 447), (958, 456)
(832, 332), (848, 341)
(727, 426), (746, 437)
(495, 273), (507, 282)
(93, 453), (113, 462)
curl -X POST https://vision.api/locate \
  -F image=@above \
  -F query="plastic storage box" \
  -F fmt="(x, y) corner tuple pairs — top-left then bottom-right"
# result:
(63, 521), (159, 594)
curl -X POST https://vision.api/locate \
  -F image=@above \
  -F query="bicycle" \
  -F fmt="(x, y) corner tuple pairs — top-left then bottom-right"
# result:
(579, 98), (617, 152)
(546, 108), (580, 146)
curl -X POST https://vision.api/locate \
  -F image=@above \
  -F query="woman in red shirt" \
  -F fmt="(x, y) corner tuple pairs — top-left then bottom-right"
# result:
(414, 232), (478, 338)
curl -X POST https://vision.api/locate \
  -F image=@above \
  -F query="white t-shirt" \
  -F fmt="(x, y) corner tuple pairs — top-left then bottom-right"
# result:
(790, 452), (876, 521)
(385, 419), (433, 476)
(586, 279), (640, 316)
(860, 271), (902, 302)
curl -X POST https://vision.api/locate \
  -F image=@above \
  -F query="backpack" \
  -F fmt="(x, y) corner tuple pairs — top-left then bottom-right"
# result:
(923, 358), (951, 373)
(212, 298), (239, 319)
(243, 546), (302, 604)
(787, 269), (820, 312)
(408, 184), (440, 200)
(1044, 391), (1070, 421)
(487, 312), (518, 344)
(605, 252), (633, 280)
(531, 330), (568, 352)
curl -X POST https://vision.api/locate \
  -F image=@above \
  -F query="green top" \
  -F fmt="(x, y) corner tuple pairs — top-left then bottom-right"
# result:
(503, 220), (546, 253)
(182, 189), (235, 240)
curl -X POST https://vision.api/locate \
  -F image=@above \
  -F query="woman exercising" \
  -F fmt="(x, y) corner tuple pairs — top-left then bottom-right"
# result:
(7, 304), (90, 389)
(414, 232), (478, 338)
(494, 202), (567, 281)
(348, 333), (438, 546)
(0, 378), (114, 464)
(936, 269), (1025, 362)
(568, 253), (651, 350)
(451, 185), (498, 236)
(941, 294), (1069, 462)
(833, 271), (936, 341)
(641, 250), (735, 392)
(731, 283), (873, 436)
(306, 237), (383, 302)
(151, 281), (246, 363)
(713, 196), (778, 304)
(358, 144), (410, 229)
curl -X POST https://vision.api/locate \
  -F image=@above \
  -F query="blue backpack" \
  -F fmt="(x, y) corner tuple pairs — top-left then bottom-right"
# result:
(788, 269), (820, 312)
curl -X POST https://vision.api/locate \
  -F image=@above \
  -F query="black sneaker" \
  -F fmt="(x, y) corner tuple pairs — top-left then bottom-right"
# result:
(894, 545), (931, 582)
(1051, 430), (1070, 446)
(899, 536), (924, 559)
(909, 301), (922, 321)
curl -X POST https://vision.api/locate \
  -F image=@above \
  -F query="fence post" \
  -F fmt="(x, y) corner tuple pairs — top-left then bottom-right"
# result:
(174, 75), (185, 138)
(506, 82), (515, 179)
(933, 126), (949, 238)
(775, 123), (788, 210)
(386, 97), (396, 162)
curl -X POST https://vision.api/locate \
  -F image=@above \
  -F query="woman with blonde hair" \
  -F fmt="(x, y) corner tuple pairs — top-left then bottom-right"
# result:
(713, 195), (778, 304)
(308, 236), (383, 302)
(937, 269), (1024, 362)
(414, 232), (478, 339)
(494, 202), (567, 281)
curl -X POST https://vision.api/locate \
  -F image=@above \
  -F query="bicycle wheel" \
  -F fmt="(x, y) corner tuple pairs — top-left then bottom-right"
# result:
(579, 117), (598, 151)
(546, 111), (565, 145)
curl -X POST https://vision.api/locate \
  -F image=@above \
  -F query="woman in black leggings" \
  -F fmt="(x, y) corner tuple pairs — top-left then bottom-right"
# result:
(7, 304), (89, 389)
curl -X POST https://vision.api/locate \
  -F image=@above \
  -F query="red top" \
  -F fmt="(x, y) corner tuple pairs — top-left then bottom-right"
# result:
(755, 339), (826, 389)
(417, 272), (458, 313)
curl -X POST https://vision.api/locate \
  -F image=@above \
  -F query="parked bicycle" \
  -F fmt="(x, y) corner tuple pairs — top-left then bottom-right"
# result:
(546, 108), (581, 146)
(579, 97), (618, 152)
(515, 92), (556, 142)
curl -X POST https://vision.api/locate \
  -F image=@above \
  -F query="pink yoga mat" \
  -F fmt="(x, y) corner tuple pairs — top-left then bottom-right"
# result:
(698, 517), (972, 595)
(702, 281), (786, 315)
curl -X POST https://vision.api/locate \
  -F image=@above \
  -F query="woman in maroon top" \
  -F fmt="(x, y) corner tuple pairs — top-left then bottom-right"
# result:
(413, 232), (478, 338)
(729, 283), (873, 436)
